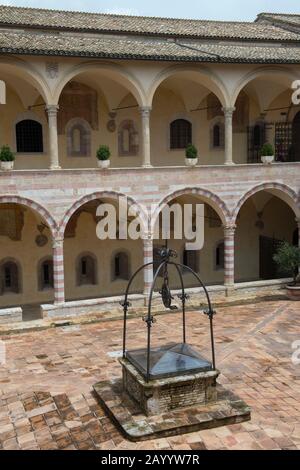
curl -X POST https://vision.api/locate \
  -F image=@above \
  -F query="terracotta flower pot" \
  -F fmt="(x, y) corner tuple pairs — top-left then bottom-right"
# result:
(286, 284), (300, 301)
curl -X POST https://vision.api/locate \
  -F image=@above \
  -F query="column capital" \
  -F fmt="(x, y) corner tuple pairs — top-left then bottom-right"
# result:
(222, 106), (236, 117)
(296, 217), (300, 227)
(53, 237), (64, 249)
(143, 232), (154, 242)
(139, 106), (152, 116)
(223, 223), (237, 234)
(45, 104), (59, 115)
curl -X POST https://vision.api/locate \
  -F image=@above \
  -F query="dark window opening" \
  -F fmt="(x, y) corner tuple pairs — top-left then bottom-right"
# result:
(1, 261), (19, 294)
(170, 119), (192, 149)
(216, 242), (225, 270)
(114, 252), (130, 280)
(78, 255), (96, 286)
(213, 124), (220, 147)
(16, 120), (43, 153)
(183, 250), (199, 273)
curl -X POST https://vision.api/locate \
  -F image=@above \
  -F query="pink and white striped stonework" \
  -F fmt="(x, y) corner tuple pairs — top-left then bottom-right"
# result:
(143, 236), (154, 296)
(224, 224), (236, 290)
(53, 238), (65, 305)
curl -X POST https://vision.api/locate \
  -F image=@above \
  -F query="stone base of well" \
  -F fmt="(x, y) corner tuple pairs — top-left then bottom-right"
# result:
(93, 378), (251, 442)
(120, 357), (219, 416)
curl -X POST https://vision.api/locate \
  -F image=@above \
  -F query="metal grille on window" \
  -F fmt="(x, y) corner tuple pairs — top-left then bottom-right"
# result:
(275, 122), (293, 162)
(16, 120), (43, 153)
(170, 119), (192, 149)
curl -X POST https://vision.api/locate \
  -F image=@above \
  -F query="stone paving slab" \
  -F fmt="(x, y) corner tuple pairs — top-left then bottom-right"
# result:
(94, 380), (251, 441)
(0, 300), (299, 450)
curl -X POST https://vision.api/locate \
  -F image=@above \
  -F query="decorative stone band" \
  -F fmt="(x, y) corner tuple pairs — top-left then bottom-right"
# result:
(143, 236), (154, 295)
(52, 237), (65, 304)
(223, 224), (237, 287)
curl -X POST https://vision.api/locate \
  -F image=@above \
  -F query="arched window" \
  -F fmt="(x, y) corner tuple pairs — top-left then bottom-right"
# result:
(253, 125), (262, 148)
(213, 124), (220, 147)
(113, 252), (130, 280)
(16, 120), (43, 153)
(210, 121), (224, 149)
(0, 260), (20, 294)
(77, 254), (97, 286)
(215, 242), (225, 270)
(39, 259), (54, 291)
(118, 120), (139, 156)
(183, 249), (199, 273)
(170, 119), (192, 149)
(66, 119), (91, 157)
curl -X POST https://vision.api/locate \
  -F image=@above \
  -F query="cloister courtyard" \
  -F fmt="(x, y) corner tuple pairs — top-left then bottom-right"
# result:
(0, 299), (299, 451)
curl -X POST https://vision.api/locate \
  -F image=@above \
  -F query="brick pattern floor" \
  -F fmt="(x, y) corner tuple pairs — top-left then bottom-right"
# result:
(0, 300), (300, 450)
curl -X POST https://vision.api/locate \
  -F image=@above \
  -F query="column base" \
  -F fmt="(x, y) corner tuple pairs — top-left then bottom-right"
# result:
(50, 165), (61, 170)
(142, 164), (153, 169)
(225, 284), (236, 297)
(224, 161), (235, 166)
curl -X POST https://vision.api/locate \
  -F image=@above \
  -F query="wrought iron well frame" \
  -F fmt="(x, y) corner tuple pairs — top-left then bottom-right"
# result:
(121, 247), (216, 382)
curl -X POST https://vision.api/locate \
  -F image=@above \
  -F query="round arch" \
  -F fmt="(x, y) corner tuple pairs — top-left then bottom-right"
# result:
(231, 66), (298, 108)
(147, 64), (230, 108)
(0, 195), (57, 237)
(59, 191), (149, 237)
(151, 187), (231, 232)
(232, 182), (300, 223)
(0, 57), (52, 104)
(53, 61), (146, 107)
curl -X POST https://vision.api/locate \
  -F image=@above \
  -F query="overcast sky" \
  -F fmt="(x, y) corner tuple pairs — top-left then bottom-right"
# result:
(2, 0), (300, 21)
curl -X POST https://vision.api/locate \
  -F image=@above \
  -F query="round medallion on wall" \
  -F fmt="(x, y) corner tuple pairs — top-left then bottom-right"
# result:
(35, 234), (48, 247)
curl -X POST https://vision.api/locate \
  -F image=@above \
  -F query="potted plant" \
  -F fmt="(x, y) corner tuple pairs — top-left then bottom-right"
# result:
(273, 242), (300, 300)
(185, 144), (198, 167)
(96, 145), (111, 169)
(0, 145), (15, 171)
(260, 143), (275, 164)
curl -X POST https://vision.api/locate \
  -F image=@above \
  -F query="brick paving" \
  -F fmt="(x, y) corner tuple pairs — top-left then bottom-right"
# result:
(0, 300), (299, 450)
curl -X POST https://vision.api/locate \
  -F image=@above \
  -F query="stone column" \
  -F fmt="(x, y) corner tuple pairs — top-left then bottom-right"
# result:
(223, 224), (236, 294)
(140, 106), (152, 168)
(53, 237), (65, 305)
(143, 235), (154, 298)
(222, 107), (235, 165)
(46, 105), (60, 170)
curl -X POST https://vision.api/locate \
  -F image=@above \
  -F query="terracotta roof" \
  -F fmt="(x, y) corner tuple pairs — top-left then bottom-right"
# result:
(1, 29), (300, 64)
(257, 13), (300, 29)
(0, 4), (300, 42)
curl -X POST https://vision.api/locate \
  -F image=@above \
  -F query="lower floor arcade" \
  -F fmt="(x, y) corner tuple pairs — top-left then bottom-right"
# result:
(0, 187), (299, 312)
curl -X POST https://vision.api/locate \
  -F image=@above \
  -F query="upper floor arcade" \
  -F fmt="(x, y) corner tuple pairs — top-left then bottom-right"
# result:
(1, 56), (300, 171)
(1, 5), (300, 172)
